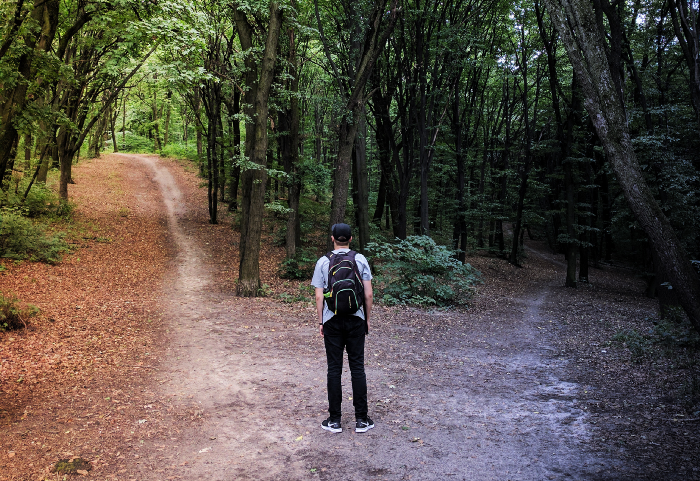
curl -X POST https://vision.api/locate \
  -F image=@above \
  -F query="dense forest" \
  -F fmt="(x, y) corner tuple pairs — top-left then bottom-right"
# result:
(1, 0), (699, 323)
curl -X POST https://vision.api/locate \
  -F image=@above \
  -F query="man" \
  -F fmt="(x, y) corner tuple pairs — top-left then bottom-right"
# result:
(311, 223), (374, 434)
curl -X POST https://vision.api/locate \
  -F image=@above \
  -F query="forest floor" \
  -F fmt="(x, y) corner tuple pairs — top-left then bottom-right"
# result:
(1, 153), (699, 481)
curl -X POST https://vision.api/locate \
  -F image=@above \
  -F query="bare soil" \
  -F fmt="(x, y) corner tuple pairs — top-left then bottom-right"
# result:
(1, 153), (698, 480)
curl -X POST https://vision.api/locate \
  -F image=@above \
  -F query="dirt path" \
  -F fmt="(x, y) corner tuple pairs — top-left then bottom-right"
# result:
(104, 153), (628, 481)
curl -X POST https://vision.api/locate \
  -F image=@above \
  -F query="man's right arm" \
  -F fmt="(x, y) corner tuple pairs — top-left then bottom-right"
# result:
(315, 287), (325, 336)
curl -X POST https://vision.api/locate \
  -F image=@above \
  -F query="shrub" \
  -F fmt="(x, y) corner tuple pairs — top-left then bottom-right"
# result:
(160, 142), (199, 161)
(22, 183), (63, 218)
(279, 247), (317, 280)
(0, 208), (69, 263)
(366, 236), (481, 307)
(119, 133), (154, 153)
(278, 284), (314, 303)
(0, 293), (39, 331)
(612, 329), (650, 360)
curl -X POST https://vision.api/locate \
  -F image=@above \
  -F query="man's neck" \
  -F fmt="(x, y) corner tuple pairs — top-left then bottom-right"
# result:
(333, 244), (350, 251)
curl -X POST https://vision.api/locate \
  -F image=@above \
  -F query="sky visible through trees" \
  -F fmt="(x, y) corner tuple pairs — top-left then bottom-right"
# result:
(1, 0), (699, 321)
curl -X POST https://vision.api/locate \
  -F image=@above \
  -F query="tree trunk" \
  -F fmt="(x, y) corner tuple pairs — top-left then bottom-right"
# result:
(235, 4), (284, 297)
(510, 29), (534, 266)
(24, 133), (32, 170)
(544, 0), (700, 328)
(152, 89), (162, 152)
(229, 87), (241, 211)
(0, 0), (60, 182)
(352, 109), (370, 252)
(110, 101), (119, 152)
(282, 29), (302, 259)
(164, 90), (172, 146)
(319, 0), (400, 248)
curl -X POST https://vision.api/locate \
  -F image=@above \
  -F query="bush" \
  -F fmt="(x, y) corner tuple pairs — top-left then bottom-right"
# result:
(119, 133), (154, 153)
(612, 329), (650, 360)
(0, 293), (39, 331)
(366, 236), (481, 307)
(279, 248), (317, 280)
(0, 208), (69, 263)
(278, 284), (314, 303)
(160, 142), (199, 161)
(0, 180), (67, 219)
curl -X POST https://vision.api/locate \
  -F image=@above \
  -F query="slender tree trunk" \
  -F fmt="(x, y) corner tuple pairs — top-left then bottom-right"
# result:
(229, 87), (241, 211)
(283, 29), (301, 258)
(353, 109), (370, 252)
(373, 175), (386, 226)
(319, 0), (400, 248)
(152, 89), (162, 152)
(110, 101), (119, 152)
(24, 133), (32, 170)
(510, 31), (534, 266)
(164, 90), (172, 146)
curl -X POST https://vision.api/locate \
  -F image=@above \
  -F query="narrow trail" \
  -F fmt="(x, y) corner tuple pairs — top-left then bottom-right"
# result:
(124, 154), (618, 480)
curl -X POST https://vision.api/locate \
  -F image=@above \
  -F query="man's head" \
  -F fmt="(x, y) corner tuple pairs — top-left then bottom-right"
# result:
(331, 223), (352, 247)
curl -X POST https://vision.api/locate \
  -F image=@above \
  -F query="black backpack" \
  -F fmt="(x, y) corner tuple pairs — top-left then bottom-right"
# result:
(324, 250), (365, 315)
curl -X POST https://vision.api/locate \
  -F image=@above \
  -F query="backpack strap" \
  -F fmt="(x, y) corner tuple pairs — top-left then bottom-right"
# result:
(325, 251), (334, 289)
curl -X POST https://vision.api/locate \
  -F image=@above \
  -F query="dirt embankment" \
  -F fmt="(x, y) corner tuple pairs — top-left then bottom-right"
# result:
(1, 153), (698, 481)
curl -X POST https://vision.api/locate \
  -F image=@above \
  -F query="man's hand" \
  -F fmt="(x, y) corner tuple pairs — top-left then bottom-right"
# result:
(319, 324), (324, 337)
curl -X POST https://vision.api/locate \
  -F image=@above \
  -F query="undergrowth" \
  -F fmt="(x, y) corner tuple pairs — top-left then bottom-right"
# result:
(611, 317), (700, 362)
(0, 293), (40, 331)
(279, 247), (317, 280)
(366, 236), (481, 307)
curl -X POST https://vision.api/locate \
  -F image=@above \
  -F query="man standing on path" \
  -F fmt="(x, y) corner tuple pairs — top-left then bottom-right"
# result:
(311, 223), (374, 434)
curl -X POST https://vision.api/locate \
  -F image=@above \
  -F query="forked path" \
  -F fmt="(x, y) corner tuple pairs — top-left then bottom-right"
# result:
(126, 154), (618, 480)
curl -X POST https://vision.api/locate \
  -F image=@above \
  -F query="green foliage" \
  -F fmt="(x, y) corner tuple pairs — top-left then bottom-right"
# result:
(0, 208), (69, 263)
(0, 181), (65, 219)
(119, 133), (154, 153)
(366, 236), (481, 307)
(612, 317), (699, 362)
(22, 183), (64, 218)
(160, 142), (199, 161)
(0, 293), (40, 331)
(278, 284), (314, 304)
(612, 329), (650, 360)
(279, 248), (317, 280)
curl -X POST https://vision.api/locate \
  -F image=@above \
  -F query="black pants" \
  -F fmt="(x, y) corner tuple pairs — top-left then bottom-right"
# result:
(323, 315), (368, 421)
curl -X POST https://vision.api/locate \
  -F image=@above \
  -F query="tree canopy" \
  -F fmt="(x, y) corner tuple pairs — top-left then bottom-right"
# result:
(2, 0), (699, 324)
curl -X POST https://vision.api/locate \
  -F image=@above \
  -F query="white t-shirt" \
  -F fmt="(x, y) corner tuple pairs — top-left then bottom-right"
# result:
(311, 248), (372, 324)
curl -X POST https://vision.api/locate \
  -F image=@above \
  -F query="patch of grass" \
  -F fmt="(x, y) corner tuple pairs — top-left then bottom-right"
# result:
(0, 293), (39, 331)
(0, 207), (70, 263)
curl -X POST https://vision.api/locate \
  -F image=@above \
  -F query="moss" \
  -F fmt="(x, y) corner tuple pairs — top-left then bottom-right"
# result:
(51, 457), (91, 474)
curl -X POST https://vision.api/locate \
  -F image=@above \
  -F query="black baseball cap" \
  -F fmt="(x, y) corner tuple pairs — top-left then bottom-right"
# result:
(331, 223), (352, 242)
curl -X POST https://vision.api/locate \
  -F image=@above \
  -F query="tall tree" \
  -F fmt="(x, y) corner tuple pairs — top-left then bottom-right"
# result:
(235, 2), (284, 296)
(542, 0), (700, 328)
(315, 0), (399, 249)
